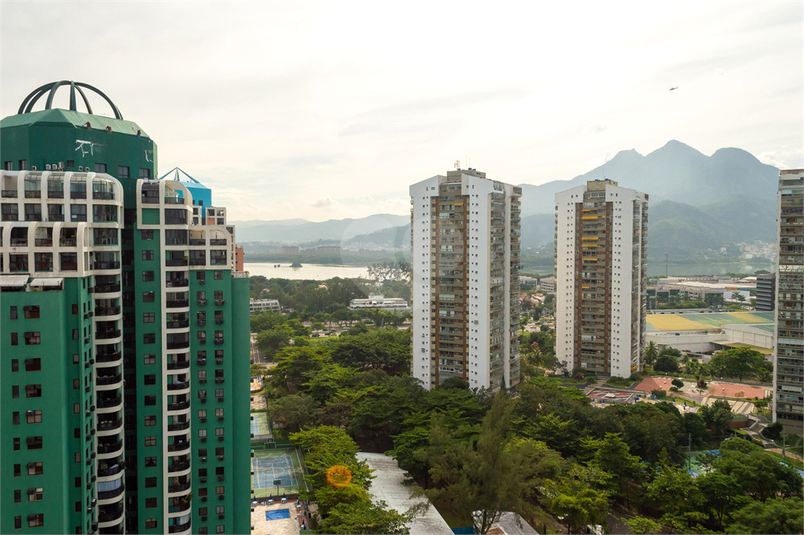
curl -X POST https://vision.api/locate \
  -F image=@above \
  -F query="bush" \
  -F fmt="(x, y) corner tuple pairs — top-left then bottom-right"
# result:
(671, 378), (684, 388)
(669, 386), (679, 392)
(651, 389), (667, 398)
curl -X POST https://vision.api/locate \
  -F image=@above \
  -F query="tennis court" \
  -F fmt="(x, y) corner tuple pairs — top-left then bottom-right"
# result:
(250, 412), (272, 439)
(251, 445), (308, 497)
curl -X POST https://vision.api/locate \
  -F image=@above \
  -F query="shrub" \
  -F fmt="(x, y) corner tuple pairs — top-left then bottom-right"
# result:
(671, 378), (684, 388)
(651, 389), (667, 398)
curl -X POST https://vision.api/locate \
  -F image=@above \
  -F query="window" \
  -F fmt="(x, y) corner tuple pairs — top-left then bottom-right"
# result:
(215, 389), (224, 399)
(198, 370), (207, 382)
(26, 384), (42, 398)
(72, 329), (79, 340)
(27, 488), (43, 502)
(145, 477), (156, 488)
(13, 411), (20, 425)
(118, 166), (130, 179)
(145, 518), (157, 529)
(196, 272), (206, 282)
(214, 291), (223, 300)
(10, 306), (17, 319)
(14, 464), (21, 477)
(139, 168), (151, 179)
(215, 408), (224, 418)
(143, 333), (155, 344)
(144, 416), (156, 427)
(142, 271), (154, 282)
(14, 489), (21, 503)
(11, 332), (18, 345)
(198, 429), (207, 438)
(143, 312), (155, 323)
(27, 462), (43, 475)
(198, 409), (207, 419)
(215, 447), (224, 456)
(27, 436), (43, 449)
(213, 271), (223, 280)
(145, 497), (157, 508)
(12, 385), (20, 398)
(144, 374), (156, 385)
(19, 160), (27, 170)
(143, 354), (155, 365)
(14, 516), (21, 529)
(25, 358), (41, 372)
(142, 291), (155, 303)
(145, 457), (157, 467)
(95, 163), (107, 173)
(145, 395), (156, 406)
(70, 204), (87, 222)
(27, 514), (44, 528)
(142, 250), (154, 261)
(23, 306), (39, 319)
(215, 427), (224, 437)
(216, 486), (225, 495)
(199, 506), (208, 516)
(26, 410), (42, 424)
(198, 448), (207, 458)
(24, 332), (40, 345)
(145, 436), (156, 447)
(12, 359), (19, 372)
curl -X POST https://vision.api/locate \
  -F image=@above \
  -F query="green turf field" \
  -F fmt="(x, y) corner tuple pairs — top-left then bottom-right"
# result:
(251, 444), (308, 497)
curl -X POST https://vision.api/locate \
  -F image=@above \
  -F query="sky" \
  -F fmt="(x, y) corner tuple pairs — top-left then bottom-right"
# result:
(1, 1), (802, 222)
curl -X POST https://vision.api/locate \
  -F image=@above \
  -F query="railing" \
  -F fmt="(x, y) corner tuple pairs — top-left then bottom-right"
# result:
(166, 320), (190, 329)
(210, 239), (227, 246)
(95, 283), (121, 293)
(96, 374), (122, 386)
(167, 441), (190, 453)
(167, 401), (189, 411)
(97, 484), (124, 500)
(97, 440), (123, 454)
(166, 278), (189, 288)
(166, 300), (190, 308)
(167, 381), (189, 390)
(167, 501), (191, 513)
(168, 421), (190, 432)
(1, 189), (18, 198)
(70, 190), (87, 199)
(166, 341), (190, 350)
(96, 329), (121, 340)
(168, 481), (192, 493)
(97, 463), (124, 477)
(168, 521), (192, 533)
(97, 396), (122, 408)
(60, 238), (77, 246)
(189, 239), (206, 246)
(34, 238), (53, 246)
(93, 191), (115, 200)
(97, 419), (122, 431)
(97, 504), (124, 522)
(167, 360), (190, 370)
(189, 259), (206, 266)
(93, 261), (120, 270)
(165, 258), (189, 266)
(10, 238), (28, 246)
(95, 306), (121, 317)
(47, 190), (64, 198)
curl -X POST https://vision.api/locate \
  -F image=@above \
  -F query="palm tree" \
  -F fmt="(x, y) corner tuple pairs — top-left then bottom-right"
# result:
(643, 341), (658, 369)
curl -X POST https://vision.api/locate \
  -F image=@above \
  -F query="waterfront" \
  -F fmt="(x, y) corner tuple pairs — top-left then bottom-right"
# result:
(244, 262), (370, 280)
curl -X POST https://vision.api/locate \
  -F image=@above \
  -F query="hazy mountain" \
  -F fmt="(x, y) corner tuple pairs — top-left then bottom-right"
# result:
(230, 213), (410, 243)
(518, 140), (779, 216)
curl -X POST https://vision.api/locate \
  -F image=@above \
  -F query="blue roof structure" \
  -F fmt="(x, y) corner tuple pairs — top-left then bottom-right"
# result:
(158, 167), (212, 207)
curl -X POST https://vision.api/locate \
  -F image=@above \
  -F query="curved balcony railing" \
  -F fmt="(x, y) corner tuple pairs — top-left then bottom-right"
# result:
(168, 521), (192, 533)
(167, 381), (189, 391)
(167, 481), (191, 493)
(96, 373), (122, 386)
(167, 401), (189, 411)
(167, 360), (190, 370)
(165, 259), (189, 267)
(97, 484), (124, 500)
(167, 441), (190, 453)
(166, 320), (190, 329)
(166, 341), (190, 350)
(96, 329), (121, 340)
(167, 459), (191, 473)
(166, 299), (189, 308)
(97, 396), (122, 409)
(93, 261), (120, 270)
(168, 421), (190, 432)
(96, 351), (122, 363)
(97, 462), (124, 477)
(94, 283), (121, 293)
(98, 522), (124, 534)
(98, 503), (124, 523)
(95, 306), (121, 317)
(97, 419), (123, 432)
(97, 440), (123, 454)
(166, 278), (189, 288)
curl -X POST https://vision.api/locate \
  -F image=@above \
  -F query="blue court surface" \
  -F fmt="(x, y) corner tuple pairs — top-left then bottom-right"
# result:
(252, 455), (298, 489)
(250, 418), (259, 436)
(265, 509), (291, 521)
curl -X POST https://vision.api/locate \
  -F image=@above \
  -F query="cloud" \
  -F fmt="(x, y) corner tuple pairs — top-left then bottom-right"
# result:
(310, 196), (337, 208)
(584, 122), (609, 134)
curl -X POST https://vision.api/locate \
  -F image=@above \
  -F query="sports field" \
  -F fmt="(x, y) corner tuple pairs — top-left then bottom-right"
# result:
(646, 311), (774, 332)
(250, 412), (272, 438)
(251, 445), (308, 497)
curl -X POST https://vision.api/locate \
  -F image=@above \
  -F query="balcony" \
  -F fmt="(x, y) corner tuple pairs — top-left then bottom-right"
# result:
(168, 521), (192, 533)
(93, 261), (120, 270)
(166, 320), (190, 329)
(97, 504), (124, 523)
(168, 501), (191, 513)
(97, 462), (124, 477)
(96, 329), (121, 340)
(166, 278), (189, 288)
(168, 481), (191, 493)
(167, 360), (190, 370)
(97, 484), (124, 500)
(167, 341), (190, 350)
(96, 373), (122, 386)
(167, 381), (189, 391)
(96, 351), (122, 363)
(94, 283), (121, 293)
(2, 189), (18, 198)
(168, 421), (190, 432)
(93, 191), (115, 200)
(97, 440), (123, 454)
(167, 459), (191, 472)
(167, 441), (190, 453)
(97, 419), (123, 431)
(95, 306), (121, 317)
(97, 396), (122, 409)
(166, 299), (190, 308)
(165, 258), (189, 267)
(167, 401), (189, 411)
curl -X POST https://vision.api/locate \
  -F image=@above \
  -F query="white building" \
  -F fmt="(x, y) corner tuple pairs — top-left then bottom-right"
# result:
(249, 298), (281, 315)
(349, 293), (409, 311)
(555, 179), (648, 378)
(410, 168), (521, 391)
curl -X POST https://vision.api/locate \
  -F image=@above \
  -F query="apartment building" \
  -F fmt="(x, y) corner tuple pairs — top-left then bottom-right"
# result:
(410, 168), (521, 392)
(0, 81), (250, 535)
(249, 298), (281, 315)
(555, 179), (648, 378)
(773, 169), (804, 428)
(755, 273), (775, 312)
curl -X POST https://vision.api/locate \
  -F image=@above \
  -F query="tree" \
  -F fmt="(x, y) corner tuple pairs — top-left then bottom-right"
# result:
(319, 499), (412, 534)
(547, 465), (610, 534)
(709, 348), (768, 381)
(728, 498), (804, 534)
(763, 421), (783, 441)
(329, 327), (411, 375)
(695, 472), (742, 527)
(418, 393), (539, 534)
(255, 326), (291, 360)
(654, 353), (680, 373)
(267, 393), (315, 432)
(671, 378), (684, 389)
(644, 341), (658, 368)
(270, 346), (330, 391)
(592, 433), (641, 505)
(623, 516), (662, 534)
(699, 400), (733, 436)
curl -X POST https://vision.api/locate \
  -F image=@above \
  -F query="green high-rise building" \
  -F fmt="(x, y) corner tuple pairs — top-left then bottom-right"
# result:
(1, 81), (251, 535)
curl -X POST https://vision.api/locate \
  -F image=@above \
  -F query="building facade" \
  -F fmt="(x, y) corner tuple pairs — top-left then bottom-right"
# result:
(410, 169), (521, 391)
(0, 82), (250, 535)
(555, 179), (648, 378)
(249, 298), (281, 315)
(755, 273), (775, 312)
(348, 294), (409, 311)
(773, 169), (803, 428)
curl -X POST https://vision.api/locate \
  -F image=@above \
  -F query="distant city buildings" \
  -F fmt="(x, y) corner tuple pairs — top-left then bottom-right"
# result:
(555, 179), (648, 378)
(410, 168), (521, 391)
(249, 298), (282, 315)
(539, 276), (556, 293)
(348, 293), (409, 311)
(773, 169), (803, 427)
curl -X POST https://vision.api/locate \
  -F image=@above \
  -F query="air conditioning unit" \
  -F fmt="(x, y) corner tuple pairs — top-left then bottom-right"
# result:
(78, 166), (83, 171)
(200, 477), (207, 483)
(46, 164), (52, 170)
(199, 418), (207, 423)
(31, 165), (38, 170)
(201, 516), (207, 521)
(201, 497), (207, 502)
(58, 162), (64, 170)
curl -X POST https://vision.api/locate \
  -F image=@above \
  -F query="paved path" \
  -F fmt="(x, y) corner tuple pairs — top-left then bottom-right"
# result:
(766, 448), (804, 462)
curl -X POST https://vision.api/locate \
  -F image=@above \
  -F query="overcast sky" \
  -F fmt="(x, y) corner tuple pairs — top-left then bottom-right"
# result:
(1, 1), (802, 221)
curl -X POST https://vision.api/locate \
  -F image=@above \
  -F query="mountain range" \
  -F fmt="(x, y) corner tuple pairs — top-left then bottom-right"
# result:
(234, 141), (781, 264)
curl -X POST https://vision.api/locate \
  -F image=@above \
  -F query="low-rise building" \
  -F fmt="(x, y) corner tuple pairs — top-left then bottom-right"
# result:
(539, 276), (555, 292)
(250, 298), (281, 314)
(349, 293), (409, 311)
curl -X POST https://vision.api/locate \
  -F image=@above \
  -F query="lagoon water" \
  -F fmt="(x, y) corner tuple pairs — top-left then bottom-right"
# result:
(244, 262), (370, 281)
